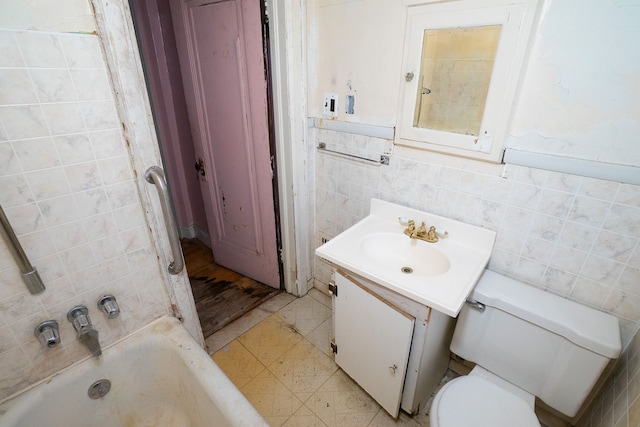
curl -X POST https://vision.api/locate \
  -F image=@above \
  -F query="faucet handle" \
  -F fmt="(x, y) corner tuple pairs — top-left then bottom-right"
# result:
(34, 320), (61, 349)
(67, 306), (92, 333)
(98, 295), (120, 319)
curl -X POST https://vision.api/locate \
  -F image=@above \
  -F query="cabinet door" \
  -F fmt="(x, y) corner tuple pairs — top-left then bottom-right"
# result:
(333, 272), (415, 417)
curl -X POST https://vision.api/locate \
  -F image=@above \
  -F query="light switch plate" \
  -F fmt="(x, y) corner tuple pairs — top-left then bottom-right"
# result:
(323, 93), (339, 118)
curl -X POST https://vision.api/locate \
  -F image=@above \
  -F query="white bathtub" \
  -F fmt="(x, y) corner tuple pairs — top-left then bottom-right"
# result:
(0, 316), (267, 427)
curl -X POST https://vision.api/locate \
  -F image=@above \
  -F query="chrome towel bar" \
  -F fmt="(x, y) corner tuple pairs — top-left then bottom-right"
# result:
(0, 204), (45, 294)
(317, 142), (390, 166)
(145, 166), (184, 275)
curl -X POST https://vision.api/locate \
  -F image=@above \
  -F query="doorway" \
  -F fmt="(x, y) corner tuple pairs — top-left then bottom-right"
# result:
(129, 0), (282, 338)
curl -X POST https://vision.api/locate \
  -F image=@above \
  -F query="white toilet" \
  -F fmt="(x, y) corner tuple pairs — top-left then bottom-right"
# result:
(430, 270), (622, 427)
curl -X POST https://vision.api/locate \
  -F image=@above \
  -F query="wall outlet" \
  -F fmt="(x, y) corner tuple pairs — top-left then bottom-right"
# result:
(323, 93), (339, 118)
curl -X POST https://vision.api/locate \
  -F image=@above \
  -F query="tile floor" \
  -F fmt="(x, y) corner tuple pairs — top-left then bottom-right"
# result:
(206, 289), (432, 427)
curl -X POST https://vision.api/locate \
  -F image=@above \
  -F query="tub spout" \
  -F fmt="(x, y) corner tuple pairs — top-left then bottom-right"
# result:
(78, 327), (102, 357)
(67, 306), (102, 358)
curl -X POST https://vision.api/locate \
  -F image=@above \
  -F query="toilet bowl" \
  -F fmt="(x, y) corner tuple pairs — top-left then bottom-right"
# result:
(429, 270), (621, 427)
(430, 366), (540, 427)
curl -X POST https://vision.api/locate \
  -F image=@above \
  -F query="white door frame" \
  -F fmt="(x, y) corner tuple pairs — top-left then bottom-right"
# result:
(91, 0), (311, 336)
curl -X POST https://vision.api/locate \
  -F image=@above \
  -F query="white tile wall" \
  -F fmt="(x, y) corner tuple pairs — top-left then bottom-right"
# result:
(0, 29), (171, 400)
(312, 127), (640, 345)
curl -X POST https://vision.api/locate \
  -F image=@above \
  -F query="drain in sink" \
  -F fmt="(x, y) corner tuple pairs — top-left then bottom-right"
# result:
(401, 266), (413, 274)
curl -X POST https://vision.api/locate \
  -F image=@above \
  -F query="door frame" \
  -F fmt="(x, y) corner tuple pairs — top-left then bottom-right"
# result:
(91, 0), (311, 336)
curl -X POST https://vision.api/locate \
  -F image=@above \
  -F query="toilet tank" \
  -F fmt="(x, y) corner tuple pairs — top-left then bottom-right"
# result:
(451, 270), (621, 418)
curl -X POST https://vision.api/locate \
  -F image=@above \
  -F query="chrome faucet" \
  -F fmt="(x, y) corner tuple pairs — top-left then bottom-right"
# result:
(67, 306), (102, 358)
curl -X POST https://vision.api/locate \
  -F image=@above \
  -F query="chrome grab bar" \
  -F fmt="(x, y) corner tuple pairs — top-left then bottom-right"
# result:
(144, 166), (184, 275)
(0, 204), (45, 294)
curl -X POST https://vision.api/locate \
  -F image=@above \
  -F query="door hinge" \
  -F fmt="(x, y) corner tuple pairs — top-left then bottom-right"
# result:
(328, 282), (337, 297)
(330, 340), (337, 354)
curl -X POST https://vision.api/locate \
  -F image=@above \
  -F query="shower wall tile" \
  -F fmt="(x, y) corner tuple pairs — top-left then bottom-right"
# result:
(0, 29), (171, 401)
(312, 127), (640, 346)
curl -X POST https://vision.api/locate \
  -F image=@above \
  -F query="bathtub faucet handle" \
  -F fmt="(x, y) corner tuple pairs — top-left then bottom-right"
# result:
(34, 320), (61, 349)
(98, 295), (120, 319)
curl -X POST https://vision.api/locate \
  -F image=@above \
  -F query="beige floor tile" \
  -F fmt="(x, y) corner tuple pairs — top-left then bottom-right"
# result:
(278, 294), (332, 337)
(307, 370), (381, 427)
(239, 314), (304, 366)
(307, 317), (334, 357)
(368, 409), (428, 427)
(308, 287), (332, 308)
(212, 339), (266, 389)
(283, 404), (329, 427)
(240, 369), (305, 426)
(268, 338), (339, 403)
(205, 292), (298, 354)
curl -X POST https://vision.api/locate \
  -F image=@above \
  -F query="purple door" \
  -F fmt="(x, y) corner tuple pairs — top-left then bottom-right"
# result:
(172, 0), (279, 288)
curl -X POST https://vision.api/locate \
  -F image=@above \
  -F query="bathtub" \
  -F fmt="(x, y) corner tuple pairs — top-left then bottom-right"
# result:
(0, 316), (267, 426)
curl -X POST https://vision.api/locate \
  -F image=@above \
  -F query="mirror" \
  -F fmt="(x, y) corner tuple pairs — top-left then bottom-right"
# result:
(413, 25), (502, 137)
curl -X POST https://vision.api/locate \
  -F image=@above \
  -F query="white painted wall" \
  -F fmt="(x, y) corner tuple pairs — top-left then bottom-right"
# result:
(507, 0), (640, 166)
(307, 0), (640, 167)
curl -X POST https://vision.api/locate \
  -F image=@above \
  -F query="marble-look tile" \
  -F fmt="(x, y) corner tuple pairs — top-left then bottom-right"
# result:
(4, 203), (45, 235)
(0, 69), (38, 105)
(41, 102), (85, 135)
(0, 175), (33, 207)
(97, 156), (132, 185)
(25, 167), (71, 200)
(0, 142), (20, 175)
(15, 32), (66, 68)
(29, 69), (76, 103)
(70, 69), (112, 101)
(90, 129), (125, 159)
(0, 105), (49, 140)
(81, 100), (119, 131)
(54, 134), (94, 164)
(604, 204), (640, 237)
(12, 137), (60, 171)
(38, 194), (79, 227)
(59, 34), (105, 68)
(0, 32), (24, 67)
(64, 161), (100, 192)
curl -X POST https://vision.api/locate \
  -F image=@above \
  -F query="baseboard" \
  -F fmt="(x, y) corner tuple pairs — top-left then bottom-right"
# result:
(179, 224), (211, 248)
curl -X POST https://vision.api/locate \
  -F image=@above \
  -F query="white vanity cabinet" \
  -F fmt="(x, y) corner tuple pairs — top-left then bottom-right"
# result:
(330, 270), (456, 418)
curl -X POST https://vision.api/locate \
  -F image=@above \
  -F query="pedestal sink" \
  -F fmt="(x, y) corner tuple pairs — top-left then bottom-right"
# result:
(316, 199), (497, 317)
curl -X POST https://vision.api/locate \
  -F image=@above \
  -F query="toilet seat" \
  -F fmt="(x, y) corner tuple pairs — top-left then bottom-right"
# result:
(430, 375), (541, 427)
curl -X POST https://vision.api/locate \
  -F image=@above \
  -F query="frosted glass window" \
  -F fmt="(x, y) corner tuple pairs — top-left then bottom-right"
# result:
(413, 25), (501, 136)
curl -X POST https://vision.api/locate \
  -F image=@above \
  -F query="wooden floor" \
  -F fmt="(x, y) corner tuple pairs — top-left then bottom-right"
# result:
(182, 238), (280, 339)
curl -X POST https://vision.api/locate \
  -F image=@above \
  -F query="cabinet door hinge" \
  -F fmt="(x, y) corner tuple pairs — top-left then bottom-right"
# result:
(328, 282), (337, 297)
(330, 340), (338, 354)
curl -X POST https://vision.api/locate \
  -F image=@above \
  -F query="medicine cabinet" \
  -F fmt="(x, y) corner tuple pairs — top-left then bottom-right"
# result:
(396, 0), (541, 163)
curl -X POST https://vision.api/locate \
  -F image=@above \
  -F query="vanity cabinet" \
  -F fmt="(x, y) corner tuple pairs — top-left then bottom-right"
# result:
(330, 270), (455, 418)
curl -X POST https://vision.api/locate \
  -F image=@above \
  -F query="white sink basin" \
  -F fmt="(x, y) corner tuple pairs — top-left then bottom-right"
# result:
(360, 233), (451, 277)
(316, 199), (496, 317)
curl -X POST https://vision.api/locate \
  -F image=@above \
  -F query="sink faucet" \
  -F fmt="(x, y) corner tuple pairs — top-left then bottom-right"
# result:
(67, 306), (102, 357)
(403, 219), (439, 243)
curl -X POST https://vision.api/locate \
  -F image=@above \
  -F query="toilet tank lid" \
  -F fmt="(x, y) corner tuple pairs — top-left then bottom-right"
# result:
(471, 270), (621, 359)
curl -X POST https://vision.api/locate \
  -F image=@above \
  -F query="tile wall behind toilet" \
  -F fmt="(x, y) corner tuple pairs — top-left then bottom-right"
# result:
(0, 29), (171, 400)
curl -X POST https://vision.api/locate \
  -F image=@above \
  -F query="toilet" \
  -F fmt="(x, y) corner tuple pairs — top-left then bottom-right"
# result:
(430, 270), (622, 427)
